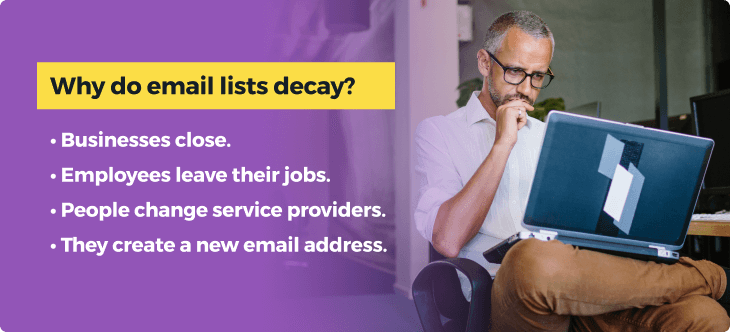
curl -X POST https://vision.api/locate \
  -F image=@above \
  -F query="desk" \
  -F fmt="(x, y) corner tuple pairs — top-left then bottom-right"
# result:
(688, 219), (730, 237)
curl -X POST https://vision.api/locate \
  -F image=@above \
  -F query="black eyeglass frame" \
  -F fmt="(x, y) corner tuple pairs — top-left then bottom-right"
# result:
(486, 51), (555, 89)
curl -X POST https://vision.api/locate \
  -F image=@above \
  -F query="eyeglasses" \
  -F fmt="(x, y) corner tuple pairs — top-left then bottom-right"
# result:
(487, 51), (554, 89)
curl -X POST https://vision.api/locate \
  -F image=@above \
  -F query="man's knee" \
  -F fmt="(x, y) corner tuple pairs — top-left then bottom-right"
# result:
(667, 296), (730, 331)
(497, 238), (576, 297)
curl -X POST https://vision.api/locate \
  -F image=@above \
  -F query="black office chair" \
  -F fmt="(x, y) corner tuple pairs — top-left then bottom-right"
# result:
(412, 246), (493, 332)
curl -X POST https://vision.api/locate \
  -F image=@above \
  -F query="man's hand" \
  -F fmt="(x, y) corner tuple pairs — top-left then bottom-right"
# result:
(494, 99), (532, 148)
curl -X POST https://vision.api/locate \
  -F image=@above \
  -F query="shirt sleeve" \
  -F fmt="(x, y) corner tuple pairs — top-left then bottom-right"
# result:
(414, 117), (464, 243)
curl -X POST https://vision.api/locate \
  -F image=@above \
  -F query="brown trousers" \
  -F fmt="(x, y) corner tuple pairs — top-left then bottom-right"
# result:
(491, 238), (730, 331)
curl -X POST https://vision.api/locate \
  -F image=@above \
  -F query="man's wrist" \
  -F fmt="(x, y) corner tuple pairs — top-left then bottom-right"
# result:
(492, 141), (514, 154)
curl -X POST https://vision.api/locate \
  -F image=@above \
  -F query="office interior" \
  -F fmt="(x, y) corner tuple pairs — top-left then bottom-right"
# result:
(273, 0), (730, 329)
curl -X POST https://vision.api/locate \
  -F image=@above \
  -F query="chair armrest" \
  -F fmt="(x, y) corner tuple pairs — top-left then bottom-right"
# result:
(412, 258), (493, 332)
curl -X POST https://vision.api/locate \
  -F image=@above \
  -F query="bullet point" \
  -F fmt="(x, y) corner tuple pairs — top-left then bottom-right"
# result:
(51, 139), (56, 144)
(51, 174), (56, 179)
(51, 209), (56, 214)
(51, 244), (56, 249)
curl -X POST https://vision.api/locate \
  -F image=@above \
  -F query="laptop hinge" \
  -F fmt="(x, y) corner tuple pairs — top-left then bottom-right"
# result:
(649, 245), (673, 258)
(539, 230), (558, 236)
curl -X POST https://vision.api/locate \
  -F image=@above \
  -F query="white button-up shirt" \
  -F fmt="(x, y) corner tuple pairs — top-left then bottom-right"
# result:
(414, 91), (545, 279)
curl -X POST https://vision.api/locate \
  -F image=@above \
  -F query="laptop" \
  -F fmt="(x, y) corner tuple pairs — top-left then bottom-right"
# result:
(484, 111), (714, 264)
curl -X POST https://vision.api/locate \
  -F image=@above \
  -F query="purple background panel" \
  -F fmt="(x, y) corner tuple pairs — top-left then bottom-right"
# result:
(0, 0), (411, 331)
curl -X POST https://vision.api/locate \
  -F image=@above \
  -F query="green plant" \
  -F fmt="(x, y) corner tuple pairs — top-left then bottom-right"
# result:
(456, 78), (484, 108)
(532, 97), (565, 121)
(456, 77), (565, 122)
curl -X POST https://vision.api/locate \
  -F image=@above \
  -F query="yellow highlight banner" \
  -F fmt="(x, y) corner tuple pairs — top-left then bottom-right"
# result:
(37, 62), (395, 110)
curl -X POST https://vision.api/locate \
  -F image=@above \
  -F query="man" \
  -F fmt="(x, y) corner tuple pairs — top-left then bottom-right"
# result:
(414, 10), (730, 331)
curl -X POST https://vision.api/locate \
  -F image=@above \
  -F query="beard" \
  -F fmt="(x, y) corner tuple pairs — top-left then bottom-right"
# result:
(487, 72), (535, 107)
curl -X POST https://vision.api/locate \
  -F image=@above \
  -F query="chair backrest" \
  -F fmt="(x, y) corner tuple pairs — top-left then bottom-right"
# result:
(428, 244), (468, 319)
(413, 257), (493, 332)
(429, 243), (447, 262)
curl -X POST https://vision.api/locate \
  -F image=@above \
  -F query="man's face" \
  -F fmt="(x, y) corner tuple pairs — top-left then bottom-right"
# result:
(481, 28), (553, 108)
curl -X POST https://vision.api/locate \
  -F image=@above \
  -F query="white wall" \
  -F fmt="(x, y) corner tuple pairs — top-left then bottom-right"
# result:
(394, 0), (460, 298)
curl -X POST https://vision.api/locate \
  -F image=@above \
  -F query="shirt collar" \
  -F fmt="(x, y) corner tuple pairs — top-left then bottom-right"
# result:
(465, 91), (533, 129)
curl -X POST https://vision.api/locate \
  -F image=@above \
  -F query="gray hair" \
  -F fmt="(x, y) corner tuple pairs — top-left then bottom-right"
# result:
(482, 11), (554, 56)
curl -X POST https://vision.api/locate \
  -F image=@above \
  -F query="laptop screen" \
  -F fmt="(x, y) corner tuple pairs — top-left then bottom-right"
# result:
(524, 112), (712, 247)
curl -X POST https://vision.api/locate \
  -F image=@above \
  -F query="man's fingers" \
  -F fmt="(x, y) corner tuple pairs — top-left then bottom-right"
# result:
(502, 105), (527, 118)
(502, 99), (534, 111)
(517, 109), (527, 129)
(502, 99), (526, 107)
